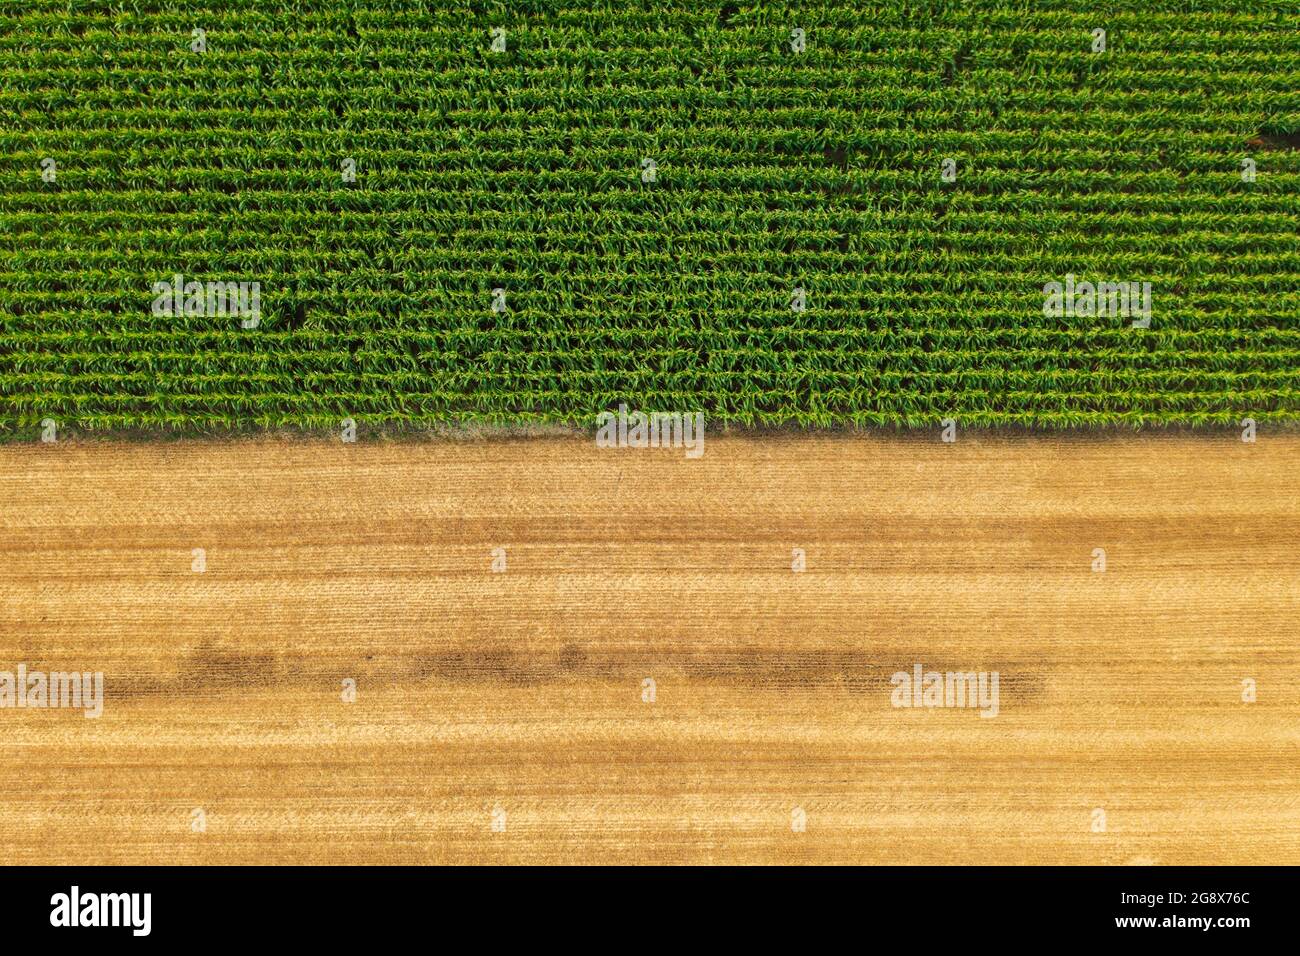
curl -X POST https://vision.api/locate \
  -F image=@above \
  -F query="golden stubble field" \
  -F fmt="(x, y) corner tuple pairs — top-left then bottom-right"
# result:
(0, 432), (1296, 864)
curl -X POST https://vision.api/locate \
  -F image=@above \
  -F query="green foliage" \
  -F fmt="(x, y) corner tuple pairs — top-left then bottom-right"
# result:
(1, 1), (1298, 432)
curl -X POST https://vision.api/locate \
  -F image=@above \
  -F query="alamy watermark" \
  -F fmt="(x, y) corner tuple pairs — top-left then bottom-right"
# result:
(50, 886), (150, 936)
(890, 663), (999, 718)
(1043, 274), (1152, 327)
(0, 664), (103, 718)
(151, 273), (262, 328)
(595, 404), (705, 459)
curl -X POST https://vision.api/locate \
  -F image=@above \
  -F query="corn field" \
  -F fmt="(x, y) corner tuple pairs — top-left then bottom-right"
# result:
(1, 0), (1297, 433)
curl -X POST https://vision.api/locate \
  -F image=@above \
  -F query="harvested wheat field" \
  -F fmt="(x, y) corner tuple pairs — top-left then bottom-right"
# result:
(0, 432), (1296, 865)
